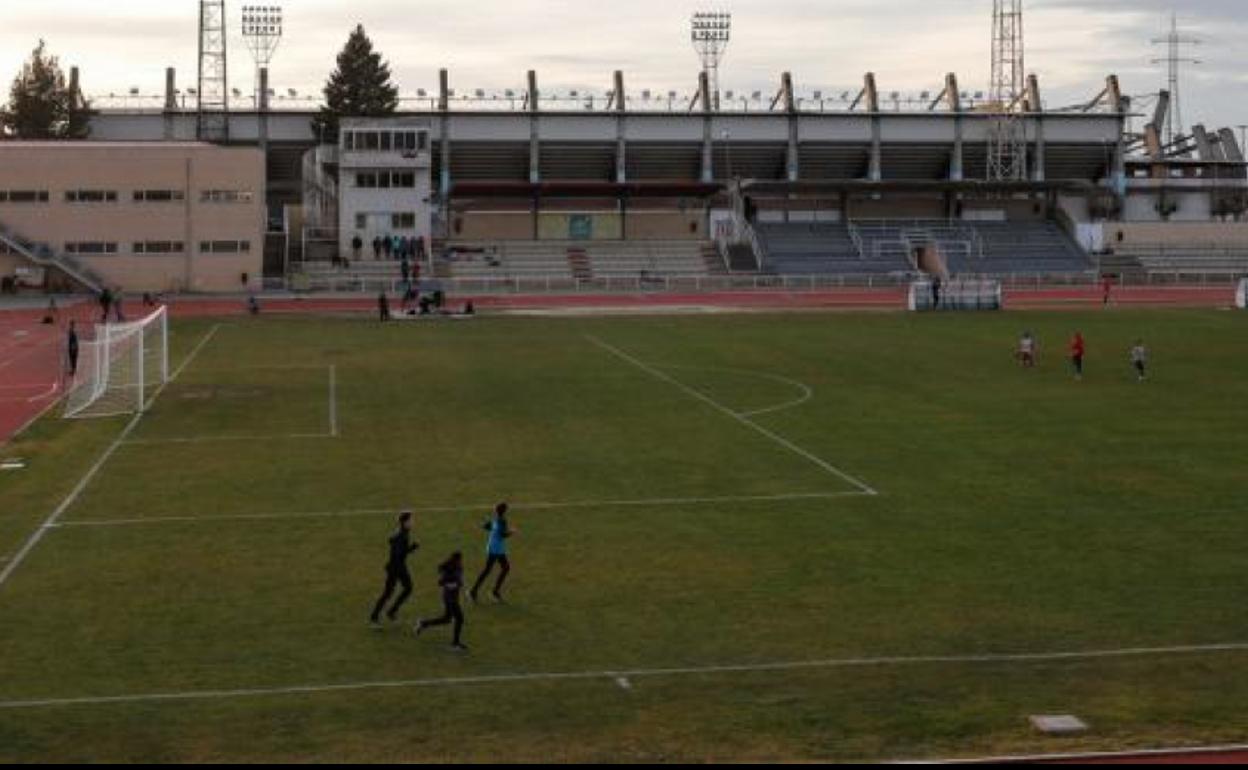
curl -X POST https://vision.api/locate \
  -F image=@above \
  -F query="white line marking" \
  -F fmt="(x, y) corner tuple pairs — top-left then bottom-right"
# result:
(123, 433), (334, 446)
(26, 381), (59, 403)
(2, 641), (1247, 710)
(54, 492), (867, 528)
(585, 335), (878, 496)
(0, 324), (220, 592)
(328, 365), (338, 437)
(658, 364), (814, 418)
(913, 742), (1248, 765)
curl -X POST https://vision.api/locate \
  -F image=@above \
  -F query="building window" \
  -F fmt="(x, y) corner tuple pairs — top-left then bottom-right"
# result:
(64, 190), (118, 203)
(391, 213), (416, 229)
(200, 190), (254, 204)
(199, 240), (252, 254)
(342, 131), (355, 151)
(356, 172), (377, 189)
(0, 190), (50, 204)
(133, 241), (185, 254)
(134, 190), (185, 202)
(65, 242), (118, 255)
(362, 132), (380, 151)
(355, 214), (368, 229)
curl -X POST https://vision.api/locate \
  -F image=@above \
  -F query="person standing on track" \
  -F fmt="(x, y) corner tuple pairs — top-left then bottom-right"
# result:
(369, 511), (419, 628)
(414, 551), (468, 651)
(66, 320), (79, 378)
(1101, 275), (1114, 308)
(470, 502), (514, 603)
(1070, 331), (1086, 381)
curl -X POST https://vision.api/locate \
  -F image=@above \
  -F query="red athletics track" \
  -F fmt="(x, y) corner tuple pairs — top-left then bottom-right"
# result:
(0, 283), (1237, 446)
(0, 301), (99, 447)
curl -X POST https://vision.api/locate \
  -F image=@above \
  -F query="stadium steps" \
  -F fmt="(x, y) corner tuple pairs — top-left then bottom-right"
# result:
(567, 248), (593, 280)
(1109, 246), (1248, 276)
(701, 243), (729, 275)
(0, 218), (105, 293)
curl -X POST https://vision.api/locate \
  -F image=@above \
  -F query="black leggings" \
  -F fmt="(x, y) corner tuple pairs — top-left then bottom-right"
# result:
(471, 554), (510, 597)
(422, 595), (464, 644)
(370, 568), (413, 621)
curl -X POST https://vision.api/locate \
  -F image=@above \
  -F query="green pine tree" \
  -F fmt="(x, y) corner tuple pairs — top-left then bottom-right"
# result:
(2, 40), (90, 140)
(311, 25), (400, 144)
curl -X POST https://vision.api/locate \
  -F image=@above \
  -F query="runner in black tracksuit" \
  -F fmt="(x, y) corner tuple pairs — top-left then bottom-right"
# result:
(414, 552), (468, 651)
(369, 511), (419, 626)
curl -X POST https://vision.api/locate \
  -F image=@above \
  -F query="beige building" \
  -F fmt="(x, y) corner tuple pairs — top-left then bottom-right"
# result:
(0, 142), (264, 294)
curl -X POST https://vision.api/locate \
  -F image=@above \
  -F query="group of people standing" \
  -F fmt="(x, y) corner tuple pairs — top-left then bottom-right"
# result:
(1016, 330), (1149, 382)
(350, 233), (426, 264)
(368, 503), (515, 652)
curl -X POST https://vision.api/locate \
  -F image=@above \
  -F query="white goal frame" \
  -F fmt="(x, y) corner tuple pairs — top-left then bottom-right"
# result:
(63, 306), (170, 419)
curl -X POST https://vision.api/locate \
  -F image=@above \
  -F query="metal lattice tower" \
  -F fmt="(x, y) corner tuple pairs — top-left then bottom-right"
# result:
(987, 0), (1026, 181)
(691, 12), (731, 111)
(197, 0), (230, 142)
(1151, 12), (1200, 148)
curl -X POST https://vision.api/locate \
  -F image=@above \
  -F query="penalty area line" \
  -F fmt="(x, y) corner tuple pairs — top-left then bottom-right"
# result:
(3, 641), (1248, 710)
(52, 491), (871, 529)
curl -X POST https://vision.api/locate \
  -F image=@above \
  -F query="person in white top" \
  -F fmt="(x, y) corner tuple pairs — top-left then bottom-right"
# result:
(1130, 340), (1148, 382)
(1016, 331), (1037, 368)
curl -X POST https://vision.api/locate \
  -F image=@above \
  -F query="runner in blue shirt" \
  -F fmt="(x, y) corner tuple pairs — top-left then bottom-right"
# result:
(469, 502), (513, 603)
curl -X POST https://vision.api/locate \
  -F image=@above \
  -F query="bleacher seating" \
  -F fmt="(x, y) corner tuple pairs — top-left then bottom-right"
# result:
(755, 222), (911, 275)
(443, 241), (717, 280)
(753, 219), (1093, 277)
(1109, 246), (1248, 276)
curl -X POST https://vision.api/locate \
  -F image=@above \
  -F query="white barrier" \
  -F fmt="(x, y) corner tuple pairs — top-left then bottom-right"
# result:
(908, 279), (1003, 312)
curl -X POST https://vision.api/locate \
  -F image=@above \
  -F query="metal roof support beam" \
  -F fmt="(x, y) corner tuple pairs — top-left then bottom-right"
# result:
(528, 70), (540, 184)
(700, 70), (714, 183)
(783, 72), (799, 181)
(947, 74), (963, 181)
(865, 73), (882, 181)
(439, 69), (452, 201)
(1028, 74), (1046, 182)
(1217, 127), (1245, 163)
(614, 71), (627, 183)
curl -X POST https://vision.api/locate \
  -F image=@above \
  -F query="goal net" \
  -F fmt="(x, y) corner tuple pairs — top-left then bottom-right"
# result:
(908, 278), (1003, 312)
(1237, 278), (1247, 309)
(64, 306), (169, 419)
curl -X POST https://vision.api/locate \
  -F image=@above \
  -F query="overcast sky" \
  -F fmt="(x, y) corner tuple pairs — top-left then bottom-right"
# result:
(2, 0), (1246, 132)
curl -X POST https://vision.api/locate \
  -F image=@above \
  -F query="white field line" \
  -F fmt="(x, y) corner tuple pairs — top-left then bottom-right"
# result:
(124, 433), (334, 446)
(54, 491), (868, 529)
(658, 364), (814, 418)
(585, 335), (879, 497)
(3, 641), (1248, 711)
(912, 742), (1248, 765)
(0, 324), (220, 592)
(328, 364), (339, 437)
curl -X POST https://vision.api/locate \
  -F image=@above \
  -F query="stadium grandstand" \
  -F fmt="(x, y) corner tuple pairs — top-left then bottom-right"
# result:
(2, 61), (1245, 295)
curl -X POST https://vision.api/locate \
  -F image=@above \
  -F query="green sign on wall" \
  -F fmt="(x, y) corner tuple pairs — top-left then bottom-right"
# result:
(569, 215), (593, 240)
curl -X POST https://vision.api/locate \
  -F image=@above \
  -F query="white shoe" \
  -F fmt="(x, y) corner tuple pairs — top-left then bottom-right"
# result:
(412, 620), (424, 638)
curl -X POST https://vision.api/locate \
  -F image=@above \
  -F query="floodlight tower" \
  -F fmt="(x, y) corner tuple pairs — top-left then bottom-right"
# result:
(242, 5), (283, 109)
(987, 0), (1026, 182)
(198, 0), (230, 142)
(691, 12), (731, 111)
(1151, 12), (1200, 147)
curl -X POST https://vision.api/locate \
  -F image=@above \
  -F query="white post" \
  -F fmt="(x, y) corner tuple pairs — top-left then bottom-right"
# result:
(136, 329), (146, 413)
(160, 308), (170, 383)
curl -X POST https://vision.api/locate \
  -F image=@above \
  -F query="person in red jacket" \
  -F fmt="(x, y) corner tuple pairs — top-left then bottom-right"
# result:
(1070, 331), (1086, 381)
(1101, 275), (1113, 307)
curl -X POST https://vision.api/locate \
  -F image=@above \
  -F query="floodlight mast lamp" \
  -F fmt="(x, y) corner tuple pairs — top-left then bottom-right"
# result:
(241, 5), (283, 108)
(691, 11), (731, 111)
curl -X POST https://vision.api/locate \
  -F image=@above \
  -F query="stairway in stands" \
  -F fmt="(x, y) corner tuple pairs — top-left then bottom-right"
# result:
(701, 243), (728, 275)
(0, 219), (104, 293)
(567, 247), (593, 280)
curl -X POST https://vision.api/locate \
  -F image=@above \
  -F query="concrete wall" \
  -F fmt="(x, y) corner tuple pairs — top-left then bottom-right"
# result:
(1104, 221), (1248, 248)
(0, 142), (264, 293)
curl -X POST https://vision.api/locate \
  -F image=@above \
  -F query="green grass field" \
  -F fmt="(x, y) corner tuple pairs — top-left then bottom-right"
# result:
(1, 309), (1247, 762)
